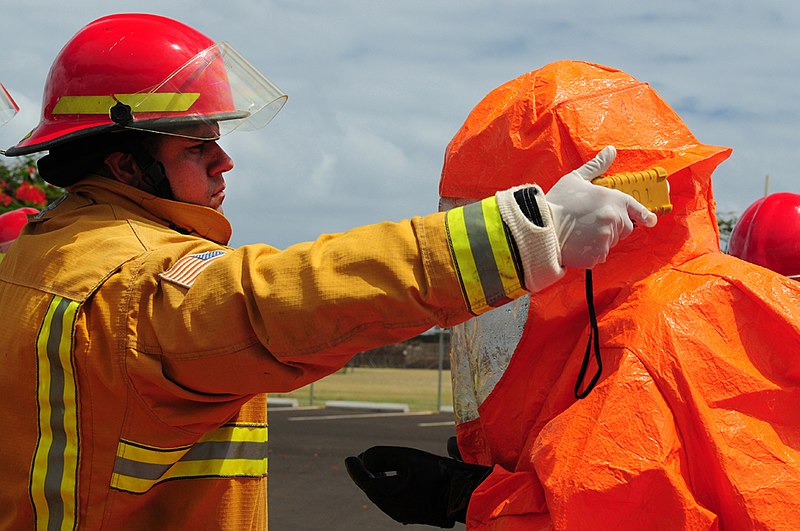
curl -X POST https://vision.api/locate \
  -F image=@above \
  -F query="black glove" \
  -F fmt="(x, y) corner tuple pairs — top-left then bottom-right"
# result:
(447, 436), (462, 461)
(345, 445), (491, 528)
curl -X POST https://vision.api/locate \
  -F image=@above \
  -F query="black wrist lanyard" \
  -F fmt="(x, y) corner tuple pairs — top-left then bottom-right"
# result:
(574, 269), (602, 399)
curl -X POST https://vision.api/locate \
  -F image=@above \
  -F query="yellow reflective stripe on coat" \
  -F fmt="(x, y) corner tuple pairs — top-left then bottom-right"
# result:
(30, 296), (81, 531)
(52, 93), (200, 114)
(445, 197), (526, 314)
(110, 423), (268, 494)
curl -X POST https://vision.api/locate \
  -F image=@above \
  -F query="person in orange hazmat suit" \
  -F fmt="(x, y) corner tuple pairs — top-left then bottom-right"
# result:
(346, 60), (800, 530)
(0, 15), (658, 530)
(728, 192), (800, 279)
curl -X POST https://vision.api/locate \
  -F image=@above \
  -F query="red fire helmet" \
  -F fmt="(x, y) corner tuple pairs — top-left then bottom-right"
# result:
(4, 13), (287, 156)
(728, 192), (800, 279)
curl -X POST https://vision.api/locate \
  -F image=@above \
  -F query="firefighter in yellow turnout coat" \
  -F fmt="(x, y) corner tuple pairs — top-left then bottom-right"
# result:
(0, 15), (656, 529)
(0, 174), (473, 529)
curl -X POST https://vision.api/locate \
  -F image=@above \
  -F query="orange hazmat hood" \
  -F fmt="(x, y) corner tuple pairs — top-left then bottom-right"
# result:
(440, 60), (731, 198)
(441, 60), (732, 282)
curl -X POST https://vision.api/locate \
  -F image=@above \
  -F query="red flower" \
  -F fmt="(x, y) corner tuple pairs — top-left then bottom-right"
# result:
(0, 193), (11, 207)
(14, 182), (47, 206)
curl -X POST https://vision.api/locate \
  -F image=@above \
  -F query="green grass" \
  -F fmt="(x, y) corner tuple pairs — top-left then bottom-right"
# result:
(270, 367), (453, 412)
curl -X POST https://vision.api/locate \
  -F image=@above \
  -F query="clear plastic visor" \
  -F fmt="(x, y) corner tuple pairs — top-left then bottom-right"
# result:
(117, 42), (287, 140)
(0, 83), (20, 127)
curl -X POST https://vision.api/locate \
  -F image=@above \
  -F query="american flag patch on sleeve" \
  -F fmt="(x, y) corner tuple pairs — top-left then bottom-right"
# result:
(159, 250), (228, 288)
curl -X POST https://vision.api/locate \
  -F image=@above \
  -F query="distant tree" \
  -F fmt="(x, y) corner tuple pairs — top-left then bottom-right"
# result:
(717, 210), (739, 253)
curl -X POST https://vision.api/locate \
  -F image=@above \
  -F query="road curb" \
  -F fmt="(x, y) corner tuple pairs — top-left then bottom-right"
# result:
(267, 398), (430, 413)
(325, 400), (410, 412)
(267, 397), (299, 407)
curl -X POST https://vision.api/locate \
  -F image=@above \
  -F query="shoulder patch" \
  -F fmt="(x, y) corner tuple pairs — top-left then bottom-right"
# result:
(159, 250), (227, 288)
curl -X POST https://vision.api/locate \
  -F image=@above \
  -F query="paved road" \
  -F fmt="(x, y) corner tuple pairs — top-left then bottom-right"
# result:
(268, 405), (465, 530)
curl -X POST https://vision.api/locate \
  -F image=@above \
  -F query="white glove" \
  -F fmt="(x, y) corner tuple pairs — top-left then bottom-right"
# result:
(546, 146), (657, 269)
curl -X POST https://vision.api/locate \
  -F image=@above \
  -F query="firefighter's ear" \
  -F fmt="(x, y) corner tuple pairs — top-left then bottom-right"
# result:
(104, 151), (145, 188)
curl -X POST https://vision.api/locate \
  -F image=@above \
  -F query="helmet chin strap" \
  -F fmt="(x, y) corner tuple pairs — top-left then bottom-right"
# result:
(110, 102), (175, 201)
(128, 143), (174, 201)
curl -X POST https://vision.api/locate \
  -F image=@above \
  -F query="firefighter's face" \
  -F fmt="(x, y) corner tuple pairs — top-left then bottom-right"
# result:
(153, 127), (234, 213)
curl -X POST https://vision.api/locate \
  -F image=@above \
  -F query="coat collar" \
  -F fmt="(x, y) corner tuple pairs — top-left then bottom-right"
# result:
(49, 176), (233, 245)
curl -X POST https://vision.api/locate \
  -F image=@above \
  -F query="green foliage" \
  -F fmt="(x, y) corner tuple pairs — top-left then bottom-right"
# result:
(0, 156), (65, 214)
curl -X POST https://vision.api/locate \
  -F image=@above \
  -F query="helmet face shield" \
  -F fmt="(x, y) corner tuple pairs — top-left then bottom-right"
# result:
(218, 43), (288, 132)
(0, 83), (19, 127)
(109, 42), (287, 140)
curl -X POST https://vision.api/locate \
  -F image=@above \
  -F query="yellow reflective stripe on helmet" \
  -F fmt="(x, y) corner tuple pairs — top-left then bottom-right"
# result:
(31, 296), (81, 531)
(52, 93), (200, 114)
(110, 423), (268, 494)
(445, 197), (526, 315)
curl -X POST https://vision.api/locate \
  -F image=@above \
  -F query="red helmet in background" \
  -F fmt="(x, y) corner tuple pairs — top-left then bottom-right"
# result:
(4, 13), (287, 156)
(728, 192), (800, 279)
(0, 207), (39, 252)
(0, 82), (20, 127)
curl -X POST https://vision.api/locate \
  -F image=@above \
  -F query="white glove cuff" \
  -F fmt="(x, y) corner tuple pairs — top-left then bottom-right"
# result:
(496, 185), (565, 293)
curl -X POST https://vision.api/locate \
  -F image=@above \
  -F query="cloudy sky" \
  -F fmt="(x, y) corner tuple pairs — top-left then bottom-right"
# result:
(1, 0), (798, 248)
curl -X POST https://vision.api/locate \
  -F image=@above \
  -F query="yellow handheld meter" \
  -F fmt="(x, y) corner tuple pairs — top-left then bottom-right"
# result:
(592, 167), (672, 215)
